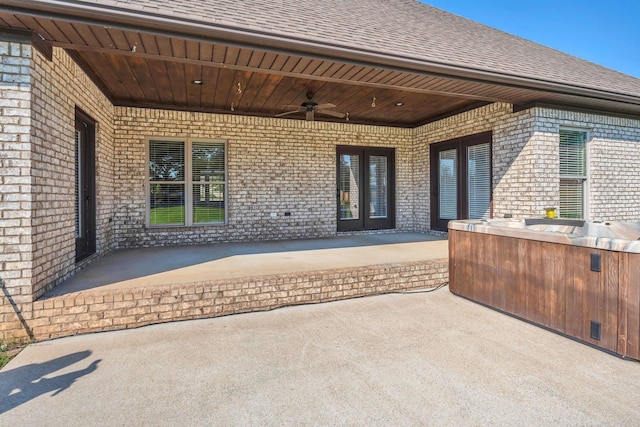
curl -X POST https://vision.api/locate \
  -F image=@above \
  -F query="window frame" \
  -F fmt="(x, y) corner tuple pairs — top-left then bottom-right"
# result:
(430, 131), (493, 231)
(146, 137), (228, 228)
(336, 145), (396, 232)
(558, 128), (589, 220)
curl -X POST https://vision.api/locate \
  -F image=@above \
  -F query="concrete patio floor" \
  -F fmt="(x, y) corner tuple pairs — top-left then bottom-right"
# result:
(2, 289), (639, 425)
(47, 232), (448, 296)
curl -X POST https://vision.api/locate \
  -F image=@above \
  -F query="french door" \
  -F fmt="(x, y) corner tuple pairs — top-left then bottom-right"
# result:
(75, 109), (96, 262)
(337, 146), (395, 231)
(430, 132), (492, 231)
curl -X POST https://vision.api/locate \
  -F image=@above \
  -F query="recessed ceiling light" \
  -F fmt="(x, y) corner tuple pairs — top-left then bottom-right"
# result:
(192, 80), (203, 85)
(395, 102), (404, 107)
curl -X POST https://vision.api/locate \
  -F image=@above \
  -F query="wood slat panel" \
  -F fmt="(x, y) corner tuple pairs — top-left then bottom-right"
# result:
(248, 74), (285, 111)
(184, 63), (203, 107)
(330, 64), (358, 80)
(524, 240), (545, 325)
(235, 48), (253, 67)
(500, 236), (521, 314)
(123, 31), (144, 54)
(291, 57), (313, 74)
(165, 61), (187, 105)
(200, 66), (220, 108)
(263, 75), (306, 113)
(104, 28), (130, 51)
(145, 60), (175, 105)
(212, 45), (227, 64)
(280, 56), (302, 73)
(620, 253), (640, 359)
(247, 50), (265, 68)
(11, 15), (51, 40)
(199, 42), (215, 63)
(140, 33), (160, 55)
(258, 52), (278, 70)
(223, 47), (240, 65)
(235, 70), (261, 111)
(171, 38), (186, 58)
(302, 59), (326, 76)
(0, 14), (29, 30)
(308, 60), (334, 77)
(70, 22), (100, 47)
(89, 26), (118, 50)
(185, 40), (200, 61)
(240, 72), (271, 111)
(269, 53), (289, 72)
(88, 52), (132, 99)
(603, 251), (620, 352)
(449, 230), (634, 359)
(52, 21), (86, 45)
(126, 55), (161, 102)
(547, 243), (568, 332)
(155, 34), (173, 57)
(105, 53), (145, 100)
(218, 69), (242, 109)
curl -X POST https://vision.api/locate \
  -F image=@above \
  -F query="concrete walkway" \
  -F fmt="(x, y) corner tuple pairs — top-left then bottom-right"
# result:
(47, 233), (447, 296)
(2, 289), (639, 426)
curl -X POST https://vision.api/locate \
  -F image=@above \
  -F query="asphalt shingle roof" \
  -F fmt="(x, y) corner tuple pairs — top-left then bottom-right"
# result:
(47, 0), (640, 99)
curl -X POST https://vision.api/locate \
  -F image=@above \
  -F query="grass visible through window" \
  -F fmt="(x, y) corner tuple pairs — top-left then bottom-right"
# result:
(150, 206), (185, 225)
(150, 206), (224, 225)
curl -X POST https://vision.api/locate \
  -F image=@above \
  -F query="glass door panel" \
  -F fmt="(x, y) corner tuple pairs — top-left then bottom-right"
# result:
(439, 149), (457, 220)
(430, 132), (492, 231)
(467, 142), (491, 219)
(337, 146), (394, 231)
(339, 153), (360, 221)
(369, 155), (388, 219)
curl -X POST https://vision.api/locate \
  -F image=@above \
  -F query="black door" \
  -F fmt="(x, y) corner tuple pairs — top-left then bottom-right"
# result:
(337, 146), (395, 231)
(430, 132), (492, 231)
(75, 109), (96, 262)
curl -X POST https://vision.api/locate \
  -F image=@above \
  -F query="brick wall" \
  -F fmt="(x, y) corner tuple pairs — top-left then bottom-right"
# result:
(533, 108), (640, 221)
(413, 103), (543, 223)
(0, 40), (35, 338)
(113, 108), (415, 247)
(30, 47), (115, 298)
(414, 104), (640, 223)
(29, 258), (449, 340)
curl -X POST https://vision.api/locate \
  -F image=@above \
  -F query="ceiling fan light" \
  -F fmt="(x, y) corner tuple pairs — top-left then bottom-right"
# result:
(395, 101), (404, 106)
(191, 80), (203, 85)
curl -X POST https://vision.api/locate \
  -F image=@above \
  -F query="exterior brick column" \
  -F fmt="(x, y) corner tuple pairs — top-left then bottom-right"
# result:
(0, 36), (35, 339)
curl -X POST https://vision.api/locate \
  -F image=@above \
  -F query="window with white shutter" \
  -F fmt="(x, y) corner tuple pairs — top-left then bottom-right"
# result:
(559, 130), (587, 219)
(148, 139), (227, 227)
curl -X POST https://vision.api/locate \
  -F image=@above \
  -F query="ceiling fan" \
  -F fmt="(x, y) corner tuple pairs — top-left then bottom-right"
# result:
(275, 92), (346, 121)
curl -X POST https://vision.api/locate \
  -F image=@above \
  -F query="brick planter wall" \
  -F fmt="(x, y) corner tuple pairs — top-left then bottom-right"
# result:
(25, 258), (448, 340)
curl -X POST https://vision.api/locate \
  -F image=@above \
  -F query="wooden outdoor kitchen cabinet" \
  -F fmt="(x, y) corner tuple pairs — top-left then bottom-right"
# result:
(449, 229), (640, 360)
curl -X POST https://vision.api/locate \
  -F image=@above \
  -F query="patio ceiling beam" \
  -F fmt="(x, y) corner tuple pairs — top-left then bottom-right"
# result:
(3, 0), (640, 108)
(54, 42), (506, 103)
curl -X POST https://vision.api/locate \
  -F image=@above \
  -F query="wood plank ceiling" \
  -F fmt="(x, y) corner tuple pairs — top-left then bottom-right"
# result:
(1, 12), (634, 126)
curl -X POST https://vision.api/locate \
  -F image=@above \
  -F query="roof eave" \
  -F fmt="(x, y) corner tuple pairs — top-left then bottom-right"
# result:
(3, 0), (640, 109)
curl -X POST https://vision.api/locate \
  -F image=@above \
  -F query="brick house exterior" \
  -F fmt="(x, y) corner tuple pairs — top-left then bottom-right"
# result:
(1, 1), (640, 339)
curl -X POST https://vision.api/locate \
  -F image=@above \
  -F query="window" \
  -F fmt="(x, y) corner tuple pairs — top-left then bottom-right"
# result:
(559, 130), (587, 219)
(148, 139), (226, 227)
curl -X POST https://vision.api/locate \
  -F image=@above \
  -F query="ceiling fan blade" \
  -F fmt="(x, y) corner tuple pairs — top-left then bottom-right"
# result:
(306, 110), (315, 121)
(314, 103), (336, 110)
(316, 109), (346, 118)
(283, 105), (302, 110)
(275, 109), (303, 117)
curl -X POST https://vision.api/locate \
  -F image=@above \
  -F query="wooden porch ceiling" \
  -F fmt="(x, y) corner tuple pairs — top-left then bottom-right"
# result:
(2, 12), (638, 126)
